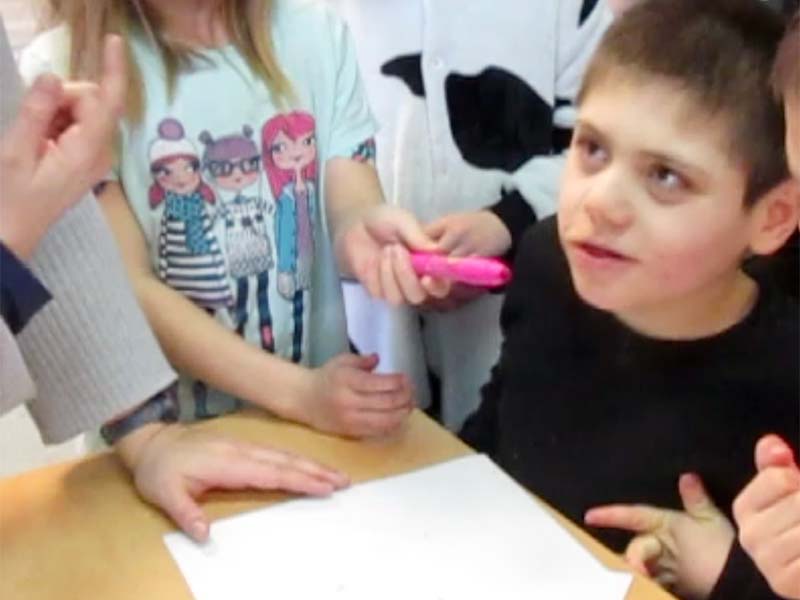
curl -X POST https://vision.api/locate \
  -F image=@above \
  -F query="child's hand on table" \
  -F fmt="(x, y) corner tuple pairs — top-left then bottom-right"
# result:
(585, 474), (735, 599)
(336, 204), (450, 305)
(289, 353), (414, 438)
(117, 424), (349, 543)
(733, 435), (800, 599)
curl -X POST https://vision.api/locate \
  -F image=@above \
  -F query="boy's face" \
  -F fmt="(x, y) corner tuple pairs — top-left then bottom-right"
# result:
(558, 77), (755, 316)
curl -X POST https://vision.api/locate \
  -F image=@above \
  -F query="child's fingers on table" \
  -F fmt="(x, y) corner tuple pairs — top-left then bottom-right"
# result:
(584, 504), (667, 534)
(347, 369), (406, 394)
(735, 468), (800, 520)
(204, 452), (338, 497)
(354, 390), (414, 413)
(390, 245), (427, 304)
(347, 408), (409, 438)
(236, 444), (350, 488)
(157, 482), (211, 542)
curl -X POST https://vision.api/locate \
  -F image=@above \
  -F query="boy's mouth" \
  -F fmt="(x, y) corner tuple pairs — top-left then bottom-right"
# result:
(572, 242), (633, 263)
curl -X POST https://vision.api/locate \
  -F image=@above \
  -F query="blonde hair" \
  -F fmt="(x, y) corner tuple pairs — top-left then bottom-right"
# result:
(44, 0), (292, 120)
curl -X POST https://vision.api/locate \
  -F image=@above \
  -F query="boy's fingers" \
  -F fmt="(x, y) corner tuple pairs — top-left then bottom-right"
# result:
(624, 534), (663, 576)
(584, 504), (666, 534)
(679, 473), (722, 519)
(7, 74), (64, 164)
(735, 467), (800, 519)
(756, 434), (796, 472)
(100, 34), (128, 115)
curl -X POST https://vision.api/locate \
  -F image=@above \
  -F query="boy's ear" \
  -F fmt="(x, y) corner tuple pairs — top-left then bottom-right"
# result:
(749, 178), (800, 256)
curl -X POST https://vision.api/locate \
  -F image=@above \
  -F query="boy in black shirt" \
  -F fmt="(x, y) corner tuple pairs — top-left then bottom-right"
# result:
(460, 1), (800, 598)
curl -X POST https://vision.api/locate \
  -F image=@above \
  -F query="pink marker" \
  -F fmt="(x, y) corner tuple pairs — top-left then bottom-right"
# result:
(410, 252), (512, 288)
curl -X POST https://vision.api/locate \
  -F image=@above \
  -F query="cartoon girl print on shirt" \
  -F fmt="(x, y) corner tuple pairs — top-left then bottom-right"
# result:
(262, 112), (318, 363)
(149, 118), (232, 309)
(200, 126), (275, 352)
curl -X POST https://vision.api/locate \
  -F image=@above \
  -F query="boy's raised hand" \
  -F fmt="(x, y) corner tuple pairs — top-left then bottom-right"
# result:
(337, 204), (450, 305)
(117, 423), (349, 543)
(0, 35), (126, 259)
(733, 435), (800, 599)
(585, 474), (735, 599)
(291, 353), (414, 438)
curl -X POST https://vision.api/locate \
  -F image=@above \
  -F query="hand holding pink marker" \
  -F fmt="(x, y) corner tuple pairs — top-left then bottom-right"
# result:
(410, 251), (512, 288)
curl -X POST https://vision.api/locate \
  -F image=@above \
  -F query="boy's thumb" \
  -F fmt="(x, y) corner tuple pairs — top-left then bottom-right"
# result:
(679, 473), (721, 519)
(755, 434), (796, 472)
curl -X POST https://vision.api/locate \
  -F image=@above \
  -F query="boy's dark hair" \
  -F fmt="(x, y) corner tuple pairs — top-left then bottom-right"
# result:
(772, 11), (800, 100)
(579, 0), (788, 206)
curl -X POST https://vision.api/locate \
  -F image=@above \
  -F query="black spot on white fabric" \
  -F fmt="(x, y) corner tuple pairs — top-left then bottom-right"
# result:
(381, 54), (426, 97)
(579, 0), (600, 25)
(445, 68), (554, 173)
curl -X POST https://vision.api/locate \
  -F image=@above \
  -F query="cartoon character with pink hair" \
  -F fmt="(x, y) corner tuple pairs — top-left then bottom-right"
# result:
(262, 112), (318, 362)
(149, 118), (232, 310)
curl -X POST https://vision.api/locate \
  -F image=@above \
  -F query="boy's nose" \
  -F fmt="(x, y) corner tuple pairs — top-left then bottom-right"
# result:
(581, 170), (634, 230)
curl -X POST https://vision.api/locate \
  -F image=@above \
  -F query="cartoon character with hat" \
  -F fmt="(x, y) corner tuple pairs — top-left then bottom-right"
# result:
(148, 118), (232, 310)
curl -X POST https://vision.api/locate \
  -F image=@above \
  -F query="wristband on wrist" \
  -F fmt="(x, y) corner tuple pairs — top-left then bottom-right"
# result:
(100, 384), (180, 446)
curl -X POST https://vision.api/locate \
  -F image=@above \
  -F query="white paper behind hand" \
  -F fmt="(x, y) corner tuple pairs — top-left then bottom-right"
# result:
(164, 454), (633, 600)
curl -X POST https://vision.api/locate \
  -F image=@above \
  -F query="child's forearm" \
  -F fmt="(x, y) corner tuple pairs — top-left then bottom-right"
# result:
(98, 181), (311, 419)
(134, 276), (311, 417)
(325, 157), (384, 272)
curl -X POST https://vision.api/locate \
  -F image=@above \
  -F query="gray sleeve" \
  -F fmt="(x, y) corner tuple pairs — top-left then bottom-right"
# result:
(0, 18), (177, 444)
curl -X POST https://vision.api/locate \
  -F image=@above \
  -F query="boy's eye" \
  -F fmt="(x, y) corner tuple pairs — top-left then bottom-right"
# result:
(650, 165), (687, 192)
(576, 136), (608, 169)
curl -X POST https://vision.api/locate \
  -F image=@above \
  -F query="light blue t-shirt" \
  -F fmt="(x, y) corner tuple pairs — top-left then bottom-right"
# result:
(21, 0), (377, 420)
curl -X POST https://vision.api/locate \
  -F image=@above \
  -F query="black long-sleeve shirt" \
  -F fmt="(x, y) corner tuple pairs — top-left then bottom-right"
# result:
(461, 218), (799, 600)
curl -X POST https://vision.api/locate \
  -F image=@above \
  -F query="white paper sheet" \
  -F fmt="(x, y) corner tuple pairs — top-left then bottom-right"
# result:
(165, 454), (633, 600)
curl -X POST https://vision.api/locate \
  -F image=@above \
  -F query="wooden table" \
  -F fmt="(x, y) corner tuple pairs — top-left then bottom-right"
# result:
(0, 410), (676, 600)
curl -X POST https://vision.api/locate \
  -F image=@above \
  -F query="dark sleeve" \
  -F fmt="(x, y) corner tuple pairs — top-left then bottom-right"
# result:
(708, 541), (784, 600)
(0, 242), (52, 334)
(460, 361), (503, 455)
(487, 188), (537, 264)
(460, 222), (556, 454)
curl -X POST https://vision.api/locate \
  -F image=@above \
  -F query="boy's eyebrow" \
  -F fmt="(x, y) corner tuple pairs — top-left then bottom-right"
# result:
(639, 150), (709, 181)
(576, 118), (709, 181)
(574, 119), (606, 139)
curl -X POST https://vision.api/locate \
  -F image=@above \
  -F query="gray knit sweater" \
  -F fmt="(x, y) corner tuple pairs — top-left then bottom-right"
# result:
(0, 20), (176, 443)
